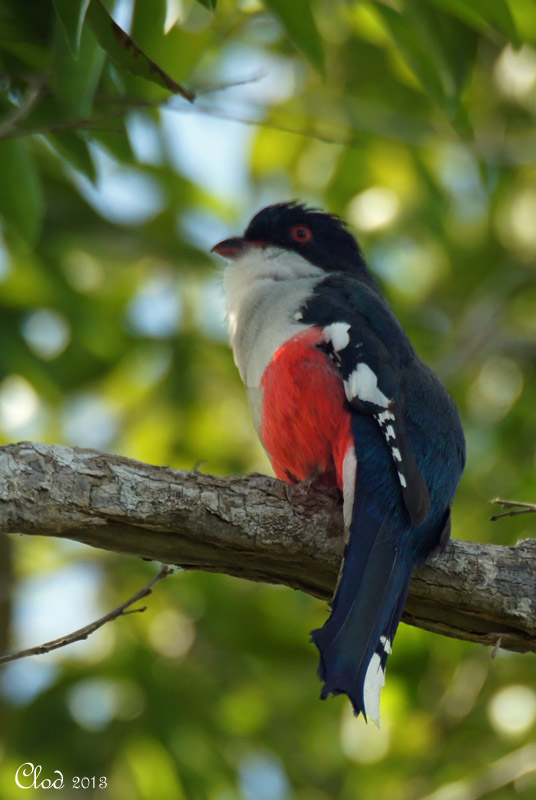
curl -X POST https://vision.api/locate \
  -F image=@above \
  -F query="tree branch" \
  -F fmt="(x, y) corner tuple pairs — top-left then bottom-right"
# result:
(0, 442), (534, 655)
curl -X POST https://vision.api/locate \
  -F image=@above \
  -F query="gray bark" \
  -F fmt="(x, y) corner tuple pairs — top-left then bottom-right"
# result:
(0, 442), (534, 654)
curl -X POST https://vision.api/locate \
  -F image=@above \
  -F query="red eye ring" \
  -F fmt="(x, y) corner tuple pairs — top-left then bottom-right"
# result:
(291, 224), (312, 243)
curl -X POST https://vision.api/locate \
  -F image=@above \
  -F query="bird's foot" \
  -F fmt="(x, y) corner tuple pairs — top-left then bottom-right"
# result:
(284, 469), (323, 502)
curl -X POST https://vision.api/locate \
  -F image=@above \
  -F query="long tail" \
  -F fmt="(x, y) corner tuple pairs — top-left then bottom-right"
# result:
(311, 488), (413, 724)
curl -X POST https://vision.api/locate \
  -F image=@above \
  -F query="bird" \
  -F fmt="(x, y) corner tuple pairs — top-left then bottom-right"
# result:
(212, 202), (465, 724)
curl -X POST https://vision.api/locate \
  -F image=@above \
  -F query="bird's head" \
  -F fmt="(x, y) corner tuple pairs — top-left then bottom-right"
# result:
(212, 202), (369, 277)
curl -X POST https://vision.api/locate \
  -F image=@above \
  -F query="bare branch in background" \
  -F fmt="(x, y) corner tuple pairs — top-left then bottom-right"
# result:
(0, 566), (173, 665)
(490, 498), (536, 521)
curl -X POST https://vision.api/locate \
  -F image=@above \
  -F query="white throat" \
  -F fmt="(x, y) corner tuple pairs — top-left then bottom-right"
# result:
(222, 245), (324, 424)
(224, 245), (322, 341)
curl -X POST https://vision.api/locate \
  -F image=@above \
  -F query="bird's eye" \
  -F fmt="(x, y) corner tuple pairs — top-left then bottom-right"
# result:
(290, 224), (312, 243)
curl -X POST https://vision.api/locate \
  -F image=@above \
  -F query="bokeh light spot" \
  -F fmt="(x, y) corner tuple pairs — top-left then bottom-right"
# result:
(0, 375), (40, 433)
(239, 752), (290, 800)
(347, 186), (400, 232)
(340, 705), (391, 763)
(468, 357), (523, 423)
(127, 272), (182, 338)
(497, 186), (536, 256)
(488, 685), (536, 737)
(21, 308), (71, 360)
(494, 44), (536, 102)
(68, 678), (144, 730)
(63, 250), (105, 293)
(62, 393), (119, 449)
(74, 145), (165, 225)
(148, 609), (195, 659)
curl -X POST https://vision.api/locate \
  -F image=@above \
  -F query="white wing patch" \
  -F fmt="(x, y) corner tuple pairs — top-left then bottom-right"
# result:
(363, 651), (385, 727)
(344, 362), (390, 408)
(363, 636), (393, 726)
(342, 445), (357, 531)
(376, 407), (410, 493)
(377, 409), (395, 423)
(323, 322), (351, 352)
(380, 635), (392, 654)
(321, 336), (412, 499)
(343, 364), (410, 494)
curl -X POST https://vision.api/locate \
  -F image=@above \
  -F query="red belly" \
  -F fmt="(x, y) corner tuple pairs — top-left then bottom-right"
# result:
(260, 328), (352, 488)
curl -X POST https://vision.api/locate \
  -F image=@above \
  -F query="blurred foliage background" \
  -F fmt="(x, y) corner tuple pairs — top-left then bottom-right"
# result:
(1, 0), (536, 797)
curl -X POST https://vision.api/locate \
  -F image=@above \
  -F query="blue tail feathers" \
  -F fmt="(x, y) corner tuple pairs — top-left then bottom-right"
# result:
(310, 489), (414, 723)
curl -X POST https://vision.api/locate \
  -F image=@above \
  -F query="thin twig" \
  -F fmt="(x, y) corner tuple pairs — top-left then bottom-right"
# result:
(0, 565), (174, 665)
(0, 92), (360, 148)
(490, 498), (536, 521)
(0, 104), (138, 140)
(0, 80), (44, 139)
(193, 71), (266, 95)
(180, 103), (361, 147)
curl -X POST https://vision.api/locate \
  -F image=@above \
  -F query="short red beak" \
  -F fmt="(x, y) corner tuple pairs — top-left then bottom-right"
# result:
(211, 237), (266, 260)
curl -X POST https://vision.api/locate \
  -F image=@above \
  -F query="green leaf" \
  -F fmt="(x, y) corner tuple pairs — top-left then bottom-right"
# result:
(92, 124), (135, 164)
(130, 0), (167, 52)
(194, 0), (217, 9)
(127, 0), (212, 94)
(397, 0), (476, 138)
(264, 0), (324, 73)
(85, 0), (195, 101)
(51, 18), (105, 118)
(46, 131), (96, 183)
(373, 4), (447, 108)
(0, 139), (43, 243)
(400, 0), (478, 97)
(476, 0), (519, 43)
(52, 0), (90, 57)
(428, 0), (521, 46)
(373, 2), (475, 138)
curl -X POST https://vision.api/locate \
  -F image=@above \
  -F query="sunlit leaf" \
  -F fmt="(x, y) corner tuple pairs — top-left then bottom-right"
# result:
(85, 0), (195, 101)
(264, 0), (324, 72)
(52, 0), (90, 57)
(0, 139), (43, 243)
(130, 0), (167, 56)
(126, 1), (212, 99)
